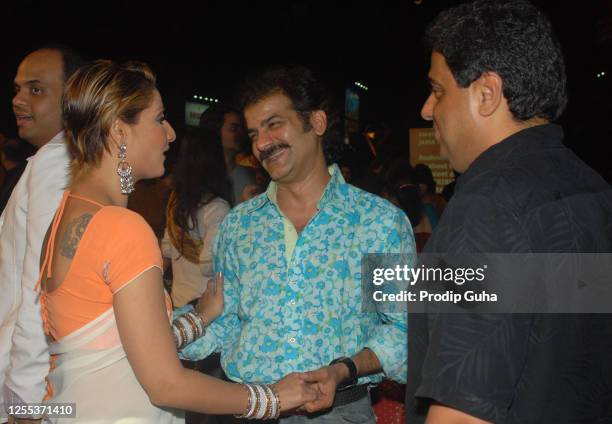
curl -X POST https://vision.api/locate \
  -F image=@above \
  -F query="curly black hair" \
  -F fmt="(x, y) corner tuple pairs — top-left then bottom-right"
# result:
(237, 65), (343, 164)
(425, 0), (567, 121)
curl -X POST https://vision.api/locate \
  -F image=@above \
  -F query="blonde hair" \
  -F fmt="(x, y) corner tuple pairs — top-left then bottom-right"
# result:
(62, 60), (157, 181)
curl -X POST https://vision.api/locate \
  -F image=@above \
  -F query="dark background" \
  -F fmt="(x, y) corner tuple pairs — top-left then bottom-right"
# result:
(1, 0), (611, 181)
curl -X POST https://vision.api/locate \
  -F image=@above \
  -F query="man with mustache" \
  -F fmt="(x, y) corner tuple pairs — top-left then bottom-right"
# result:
(0, 46), (82, 424)
(179, 65), (416, 423)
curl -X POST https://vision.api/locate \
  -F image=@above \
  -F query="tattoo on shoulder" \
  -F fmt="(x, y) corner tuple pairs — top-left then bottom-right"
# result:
(60, 213), (93, 259)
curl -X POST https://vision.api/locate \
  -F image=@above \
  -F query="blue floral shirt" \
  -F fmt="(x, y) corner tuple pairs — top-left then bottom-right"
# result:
(180, 164), (416, 384)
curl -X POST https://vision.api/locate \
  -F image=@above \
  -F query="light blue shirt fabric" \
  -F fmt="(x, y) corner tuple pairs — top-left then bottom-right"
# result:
(180, 164), (416, 384)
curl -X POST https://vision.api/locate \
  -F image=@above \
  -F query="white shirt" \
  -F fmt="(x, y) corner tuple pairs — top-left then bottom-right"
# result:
(0, 132), (69, 420)
(162, 197), (230, 307)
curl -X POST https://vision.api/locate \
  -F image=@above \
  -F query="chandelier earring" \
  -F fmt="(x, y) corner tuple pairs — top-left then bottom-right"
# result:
(117, 143), (135, 194)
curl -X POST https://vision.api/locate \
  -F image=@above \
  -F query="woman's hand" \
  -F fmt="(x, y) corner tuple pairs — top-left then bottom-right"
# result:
(272, 372), (319, 413)
(196, 272), (224, 326)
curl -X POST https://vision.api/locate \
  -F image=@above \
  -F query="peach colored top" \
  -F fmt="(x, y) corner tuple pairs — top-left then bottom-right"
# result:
(39, 191), (165, 341)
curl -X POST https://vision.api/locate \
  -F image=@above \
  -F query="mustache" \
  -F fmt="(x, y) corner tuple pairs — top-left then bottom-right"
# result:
(259, 143), (290, 162)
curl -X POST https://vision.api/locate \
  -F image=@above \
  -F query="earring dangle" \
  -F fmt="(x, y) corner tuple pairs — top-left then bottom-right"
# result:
(117, 143), (135, 194)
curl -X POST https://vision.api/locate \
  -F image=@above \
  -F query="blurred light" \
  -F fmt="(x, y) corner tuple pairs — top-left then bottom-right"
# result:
(193, 95), (220, 102)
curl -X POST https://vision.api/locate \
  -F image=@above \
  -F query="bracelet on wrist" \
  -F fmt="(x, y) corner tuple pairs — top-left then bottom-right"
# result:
(172, 311), (206, 350)
(234, 383), (280, 420)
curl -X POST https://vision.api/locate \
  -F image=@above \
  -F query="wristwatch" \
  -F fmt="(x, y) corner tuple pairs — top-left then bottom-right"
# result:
(329, 356), (358, 390)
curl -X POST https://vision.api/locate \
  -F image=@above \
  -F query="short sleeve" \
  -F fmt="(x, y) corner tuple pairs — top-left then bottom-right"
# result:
(411, 313), (532, 422)
(94, 207), (163, 294)
(407, 193), (532, 422)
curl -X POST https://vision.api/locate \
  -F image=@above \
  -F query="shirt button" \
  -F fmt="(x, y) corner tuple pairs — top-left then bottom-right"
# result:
(289, 337), (296, 344)
(289, 299), (296, 306)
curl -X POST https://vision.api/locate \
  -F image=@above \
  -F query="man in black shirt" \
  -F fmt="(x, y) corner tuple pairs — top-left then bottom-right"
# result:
(406, 1), (612, 423)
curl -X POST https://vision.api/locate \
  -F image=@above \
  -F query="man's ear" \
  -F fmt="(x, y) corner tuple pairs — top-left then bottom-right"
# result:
(310, 110), (328, 136)
(473, 72), (504, 117)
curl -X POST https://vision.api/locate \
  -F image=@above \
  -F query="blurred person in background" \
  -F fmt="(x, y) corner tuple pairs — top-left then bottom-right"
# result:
(163, 126), (230, 309)
(413, 163), (446, 227)
(199, 104), (262, 205)
(440, 170), (459, 202)
(383, 160), (433, 253)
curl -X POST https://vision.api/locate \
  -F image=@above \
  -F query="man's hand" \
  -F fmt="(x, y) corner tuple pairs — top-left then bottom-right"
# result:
(300, 363), (349, 413)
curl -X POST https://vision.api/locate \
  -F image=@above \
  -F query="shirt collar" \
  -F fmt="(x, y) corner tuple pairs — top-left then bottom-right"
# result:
(456, 123), (564, 192)
(245, 163), (348, 214)
(26, 131), (65, 161)
(48, 130), (65, 145)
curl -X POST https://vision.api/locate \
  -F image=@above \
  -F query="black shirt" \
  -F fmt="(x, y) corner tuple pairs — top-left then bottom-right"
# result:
(406, 124), (612, 423)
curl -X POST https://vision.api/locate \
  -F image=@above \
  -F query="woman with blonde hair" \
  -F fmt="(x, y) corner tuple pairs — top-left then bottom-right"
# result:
(36, 60), (315, 423)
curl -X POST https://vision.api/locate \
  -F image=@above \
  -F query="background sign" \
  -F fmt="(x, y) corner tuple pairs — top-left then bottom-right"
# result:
(185, 102), (209, 127)
(409, 128), (454, 193)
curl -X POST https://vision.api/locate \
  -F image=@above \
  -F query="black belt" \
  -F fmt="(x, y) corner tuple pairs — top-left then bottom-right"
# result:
(332, 384), (369, 408)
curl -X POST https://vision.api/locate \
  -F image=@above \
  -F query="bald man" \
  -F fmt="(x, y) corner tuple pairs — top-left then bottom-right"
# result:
(0, 46), (82, 423)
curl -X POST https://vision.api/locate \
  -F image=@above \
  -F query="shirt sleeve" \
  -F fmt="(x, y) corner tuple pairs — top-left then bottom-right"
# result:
(364, 208), (415, 384)
(408, 192), (532, 422)
(96, 208), (163, 294)
(180, 213), (241, 360)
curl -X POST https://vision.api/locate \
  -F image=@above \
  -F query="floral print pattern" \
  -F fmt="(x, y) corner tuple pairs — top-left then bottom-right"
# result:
(181, 165), (416, 384)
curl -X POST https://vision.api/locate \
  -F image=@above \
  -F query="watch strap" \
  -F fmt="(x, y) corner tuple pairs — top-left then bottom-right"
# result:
(329, 356), (358, 389)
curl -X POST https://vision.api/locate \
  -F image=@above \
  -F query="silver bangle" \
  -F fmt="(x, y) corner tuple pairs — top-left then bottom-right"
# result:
(264, 384), (278, 419)
(235, 384), (256, 419)
(245, 384), (257, 418)
(179, 316), (194, 344)
(253, 384), (268, 420)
